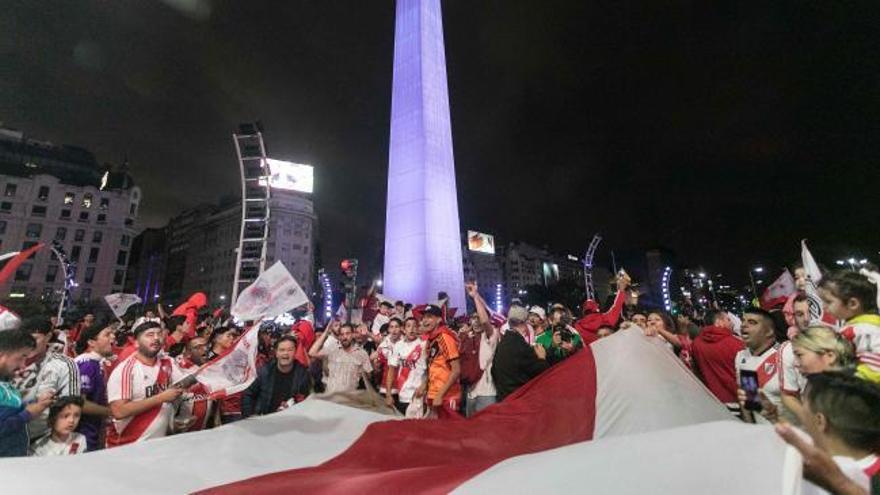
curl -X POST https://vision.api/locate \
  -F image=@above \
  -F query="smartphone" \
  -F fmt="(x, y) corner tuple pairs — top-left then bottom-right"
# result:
(739, 369), (762, 412)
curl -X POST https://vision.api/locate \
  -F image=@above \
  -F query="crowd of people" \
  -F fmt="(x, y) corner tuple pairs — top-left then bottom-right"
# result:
(0, 265), (878, 494)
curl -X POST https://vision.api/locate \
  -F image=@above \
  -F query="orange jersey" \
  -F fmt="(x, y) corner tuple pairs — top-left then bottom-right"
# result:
(426, 326), (461, 402)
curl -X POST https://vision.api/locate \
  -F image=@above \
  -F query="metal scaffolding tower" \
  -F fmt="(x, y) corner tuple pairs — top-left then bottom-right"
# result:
(583, 234), (603, 301)
(231, 122), (272, 304)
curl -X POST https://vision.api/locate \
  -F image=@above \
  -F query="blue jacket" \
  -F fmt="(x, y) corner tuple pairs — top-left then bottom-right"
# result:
(0, 381), (31, 457)
(242, 361), (311, 417)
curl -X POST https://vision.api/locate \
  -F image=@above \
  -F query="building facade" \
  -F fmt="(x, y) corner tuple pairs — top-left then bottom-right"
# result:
(0, 127), (140, 302)
(157, 189), (318, 305)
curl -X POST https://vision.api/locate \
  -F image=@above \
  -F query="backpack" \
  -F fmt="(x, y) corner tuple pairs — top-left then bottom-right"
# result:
(458, 333), (483, 386)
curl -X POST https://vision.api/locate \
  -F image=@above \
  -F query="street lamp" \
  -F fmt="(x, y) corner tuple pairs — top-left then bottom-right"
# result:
(749, 266), (764, 300)
(836, 258), (869, 271)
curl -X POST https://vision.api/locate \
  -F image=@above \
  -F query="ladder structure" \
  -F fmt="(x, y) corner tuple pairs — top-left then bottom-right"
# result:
(583, 234), (603, 301)
(231, 122), (272, 304)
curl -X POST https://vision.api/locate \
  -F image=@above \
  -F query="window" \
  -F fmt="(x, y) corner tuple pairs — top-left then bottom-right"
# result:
(82, 193), (93, 208)
(129, 203), (137, 215)
(84, 267), (95, 283)
(55, 227), (66, 240)
(25, 223), (42, 239)
(64, 192), (74, 205)
(21, 241), (37, 259)
(4, 184), (16, 197)
(31, 205), (47, 217)
(96, 213), (106, 224)
(37, 186), (49, 201)
(0, 220), (5, 235)
(15, 264), (32, 281)
(41, 288), (54, 300)
(70, 245), (81, 262)
(92, 231), (102, 243)
(60, 209), (71, 219)
(116, 250), (128, 266)
(114, 270), (125, 286)
(99, 198), (109, 210)
(80, 288), (91, 301)
(75, 229), (85, 242)
(88, 247), (100, 263)
(78, 211), (89, 222)
(45, 265), (58, 283)
(121, 234), (130, 247)
(1, 202), (11, 212)
(124, 218), (133, 227)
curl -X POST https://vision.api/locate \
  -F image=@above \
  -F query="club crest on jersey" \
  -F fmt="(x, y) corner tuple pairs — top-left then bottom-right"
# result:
(763, 362), (776, 375)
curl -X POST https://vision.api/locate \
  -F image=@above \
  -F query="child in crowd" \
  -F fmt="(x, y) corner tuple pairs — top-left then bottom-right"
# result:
(818, 270), (880, 384)
(31, 395), (87, 456)
(799, 372), (880, 494)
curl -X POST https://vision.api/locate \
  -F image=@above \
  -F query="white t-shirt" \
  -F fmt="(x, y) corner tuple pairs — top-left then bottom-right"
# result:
(802, 454), (877, 495)
(106, 354), (187, 446)
(30, 432), (88, 456)
(12, 352), (81, 440)
(469, 329), (500, 399)
(377, 335), (400, 394)
(371, 313), (390, 335)
(388, 338), (427, 403)
(778, 341), (806, 395)
(735, 345), (781, 423)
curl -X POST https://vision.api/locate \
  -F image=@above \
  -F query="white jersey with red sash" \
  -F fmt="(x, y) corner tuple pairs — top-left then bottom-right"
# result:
(388, 338), (426, 403)
(106, 354), (186, 447)
(735, 345), (781, 417)
(175, 358), (214, 432)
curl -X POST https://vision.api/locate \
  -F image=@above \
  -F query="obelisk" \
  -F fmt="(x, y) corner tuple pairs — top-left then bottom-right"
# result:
(383, 0), (466, 310)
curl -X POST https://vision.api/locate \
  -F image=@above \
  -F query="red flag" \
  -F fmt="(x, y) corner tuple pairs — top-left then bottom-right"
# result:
(0, 243), (44, 286)
(760, 269), (796, 309)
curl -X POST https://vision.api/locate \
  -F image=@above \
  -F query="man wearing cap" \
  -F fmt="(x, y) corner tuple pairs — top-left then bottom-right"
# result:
(106, 321), (189, 447)
(419, 304), (461, 417)
(492, 306), (549, 402)
(74, 320), (116, 450)
(574, 273), (631, 343)
(12, 317), (81, 442)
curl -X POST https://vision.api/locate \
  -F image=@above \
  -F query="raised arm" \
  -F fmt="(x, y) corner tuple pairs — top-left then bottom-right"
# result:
(466, 281), (494, 337)
(308, 329), (330, 359)
(601, 273), (630, 327)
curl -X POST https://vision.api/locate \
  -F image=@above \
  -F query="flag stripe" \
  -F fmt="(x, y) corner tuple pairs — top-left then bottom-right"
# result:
(199, 347), (598, 494)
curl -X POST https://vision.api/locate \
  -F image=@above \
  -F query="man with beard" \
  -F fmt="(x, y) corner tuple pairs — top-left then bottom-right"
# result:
(174, 336), (214, 432)
(0, 330), (54, 457)
(243, 336), (311, 417)
(74, 321), (116, 450)
(106, 321), (188, 447)
(309, 323), (372, 393)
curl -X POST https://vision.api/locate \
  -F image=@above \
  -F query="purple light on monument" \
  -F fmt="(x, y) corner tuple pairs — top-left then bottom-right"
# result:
(383, 0), (466, 310)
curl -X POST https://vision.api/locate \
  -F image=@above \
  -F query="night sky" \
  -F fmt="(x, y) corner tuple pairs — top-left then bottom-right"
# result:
(2, 1), (878, 287)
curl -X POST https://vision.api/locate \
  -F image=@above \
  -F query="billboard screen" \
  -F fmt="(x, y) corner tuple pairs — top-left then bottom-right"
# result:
(266, 158), (314, 193)
(467, 230), (495, 255)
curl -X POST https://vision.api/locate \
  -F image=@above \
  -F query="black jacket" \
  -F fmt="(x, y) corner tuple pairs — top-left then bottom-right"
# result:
(242, 360), (311, 417)
(492, 330), (550, 401)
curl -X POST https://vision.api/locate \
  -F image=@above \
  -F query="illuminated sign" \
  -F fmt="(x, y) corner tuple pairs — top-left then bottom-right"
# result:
(467, 230), (495, 254)
(265, 159), (314, 193)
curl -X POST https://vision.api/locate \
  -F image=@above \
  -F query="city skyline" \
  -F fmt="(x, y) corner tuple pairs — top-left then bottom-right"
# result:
(2, 2), (877, 286)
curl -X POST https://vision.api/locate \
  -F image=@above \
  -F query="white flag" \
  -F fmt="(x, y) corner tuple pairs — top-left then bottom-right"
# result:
(104, 293), (142, 318)
(801, 240), (825, 323)
(231, 261), (308, 321)
(0, 304), (21, 331)
(195, 326), (259, 398)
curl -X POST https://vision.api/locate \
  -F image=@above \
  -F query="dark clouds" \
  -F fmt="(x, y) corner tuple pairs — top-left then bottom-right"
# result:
(1, 1), (878, 285)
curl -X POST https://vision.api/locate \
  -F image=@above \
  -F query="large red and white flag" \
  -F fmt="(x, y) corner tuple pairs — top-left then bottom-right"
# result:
(195, 325), (259, 399)
(0, 329), (801, 494)
(0, 304), (20, 331)
(760, 269), (796, 310)
(0, 243), (44, 285)
(231, 261), (308, 321)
